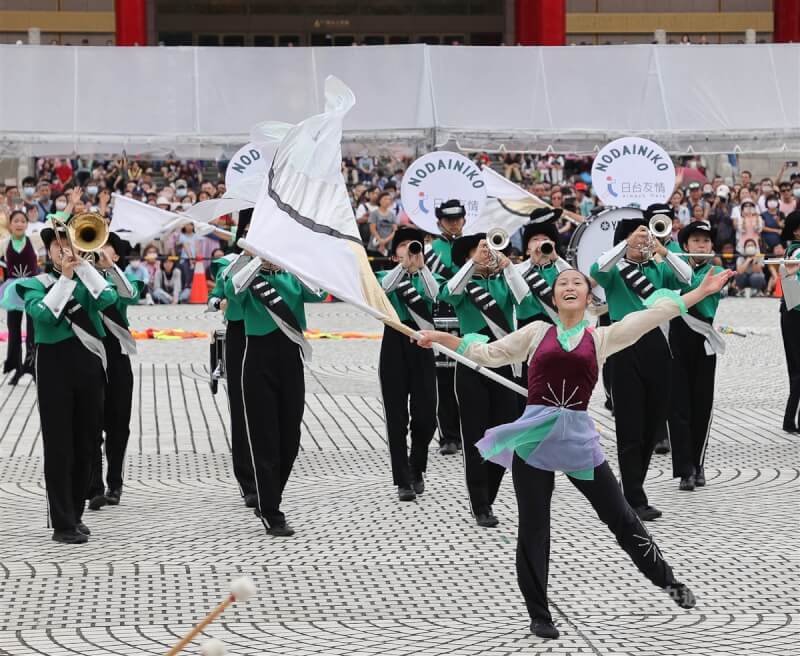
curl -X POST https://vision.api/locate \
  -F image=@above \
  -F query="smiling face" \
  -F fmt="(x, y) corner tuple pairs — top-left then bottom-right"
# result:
(9, 212), (27, 238)
(553, 269), (590, 312)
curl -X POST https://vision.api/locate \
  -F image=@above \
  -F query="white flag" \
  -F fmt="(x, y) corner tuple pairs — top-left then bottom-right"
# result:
(467, 166), (549, 235)
(109, 194), (179, 246)
(239, 76), (398, 324)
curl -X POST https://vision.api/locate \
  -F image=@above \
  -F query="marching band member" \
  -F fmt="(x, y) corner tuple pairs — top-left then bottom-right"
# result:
(515, 210), (571, 328)
(2, 209), (38, 385)
(418, 267), (732, 639)
(424, 199), (467, 456)
(438, 233), (529, 527)
(87, 232), (143, 510)
(589, 204), (692, 521)
(668, 220), (727, 491)
(377, 227), (440, 501)
(18, 217), (118, 544)
(207, 209), (257, 507)
(228, 251), (326, 537)
(779, 211), (800, 433)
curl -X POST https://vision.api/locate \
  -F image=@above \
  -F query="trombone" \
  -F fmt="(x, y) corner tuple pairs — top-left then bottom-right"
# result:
(50, 211), (109, 264)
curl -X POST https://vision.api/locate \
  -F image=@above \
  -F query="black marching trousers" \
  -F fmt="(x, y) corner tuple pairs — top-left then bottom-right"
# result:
(455, 361), (519, 515)
(4, 310), (34, 373)
(242, 331), (304, 528)
(224, 320), (256, 496)
(513, 457), (677, 623)
(609, 327), (672, 509)
(379, 325), (437, 487)
(781, 308), (800, 429)
(597, 312), (613, 405)
(88, 336), (133, 496)
(668, 318), (716, 478)
(37, 339), (105, 530)
(435, 366), (461, 446)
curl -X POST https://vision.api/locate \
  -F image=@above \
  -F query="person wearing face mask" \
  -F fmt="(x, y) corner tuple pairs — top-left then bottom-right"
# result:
(761, 194), (784, 254)
(589, 206), (693, 521)
(21, 176), (37, 214)
(778, 211), (800, 433)
(437, 232), (529, 528)
(757, 178), (775, 213)
(425, 199), (468, 456)
(1, 210), (39, 385)
(418, 268), (731, 640)
(377, 227), (441, 501)
(735, 239), (766, 297)
(736, 200), (763, 253)
(35, 180), (53, 223)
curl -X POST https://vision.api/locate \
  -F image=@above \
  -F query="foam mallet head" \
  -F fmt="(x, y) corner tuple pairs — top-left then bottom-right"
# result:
(200, 639), (227, 656)
(165, 577), (257, 656)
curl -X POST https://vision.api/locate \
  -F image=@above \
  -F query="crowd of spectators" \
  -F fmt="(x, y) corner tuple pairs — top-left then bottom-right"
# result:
(0, 151), (794, 302)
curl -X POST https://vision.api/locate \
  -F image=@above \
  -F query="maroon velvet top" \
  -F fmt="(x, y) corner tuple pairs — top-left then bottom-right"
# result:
(527, 326), (598, 411)
(4, 237), (38, 279)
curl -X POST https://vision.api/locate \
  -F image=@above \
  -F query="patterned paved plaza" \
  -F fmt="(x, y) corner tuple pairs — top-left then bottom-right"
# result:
(0, 299), (797, 656)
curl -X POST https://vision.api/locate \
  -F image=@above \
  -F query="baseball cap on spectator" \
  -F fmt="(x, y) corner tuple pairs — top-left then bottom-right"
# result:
(687, 182), (701, 191)
(175, 179), (188, 188)
(716, 184), (730, 199)
(575, 182), (588, 191)
(740, 199), (756, 211)
(156, 196), (170, 208)
(702, 184), (713, 194)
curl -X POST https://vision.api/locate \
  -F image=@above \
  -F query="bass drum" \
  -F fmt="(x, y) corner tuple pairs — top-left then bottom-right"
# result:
(567, 206), (644, 303)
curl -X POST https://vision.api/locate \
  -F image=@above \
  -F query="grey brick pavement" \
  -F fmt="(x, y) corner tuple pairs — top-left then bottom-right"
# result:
(0, 299), (798, 655)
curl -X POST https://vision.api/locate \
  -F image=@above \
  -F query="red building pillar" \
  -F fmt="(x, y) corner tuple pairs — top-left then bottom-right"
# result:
(516, 0), (565, 46)
(115, 0), (147, 46)
(775, 0), (800, 43)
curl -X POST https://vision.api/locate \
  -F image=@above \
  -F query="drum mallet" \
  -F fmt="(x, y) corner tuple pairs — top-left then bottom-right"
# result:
(165, 577), (256, 656)
(200, 639), (227, 656)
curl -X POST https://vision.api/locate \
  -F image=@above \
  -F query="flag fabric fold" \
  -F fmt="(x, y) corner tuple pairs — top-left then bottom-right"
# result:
(239, 76), (399, 325)
(468, 166), (550, 236)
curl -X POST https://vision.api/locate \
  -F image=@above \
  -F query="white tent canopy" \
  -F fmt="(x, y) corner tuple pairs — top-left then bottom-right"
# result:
(2, 43), (800, 157)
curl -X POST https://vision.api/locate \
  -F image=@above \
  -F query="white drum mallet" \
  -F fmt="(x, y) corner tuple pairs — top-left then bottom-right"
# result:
(199, 638), (227, 656)
(165, 577), (256, 656)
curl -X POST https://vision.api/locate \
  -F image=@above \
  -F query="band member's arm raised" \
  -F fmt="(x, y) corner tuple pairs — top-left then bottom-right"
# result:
(503, 261), (530, 304)
(75, 260), (112, 300)
(446, 259), (476, 296)
(231, 255), (262, 294)
(662, 249), (693, 283)
(595, 241), (627, 273)
(37, 276), (76, 320)
(380, 263), (405, 293)
(106, 263), (135, 299)
(418, 265), (440, 300)
(554, 256), (572, 272)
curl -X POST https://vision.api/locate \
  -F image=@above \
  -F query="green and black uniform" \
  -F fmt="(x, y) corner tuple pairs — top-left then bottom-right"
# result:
(88, 266), (143, 501)
(780, 241), (800, 430)
(377, 266), (440, 489)
(18, 269), (117, 532)
(590, 255), (687, 510)
(208, 253), (256, 499)
(425, 237), (462, 449)
(228, 265), (325, 530)
(438, 270), (525, 518)
(668, 260), (723, 480)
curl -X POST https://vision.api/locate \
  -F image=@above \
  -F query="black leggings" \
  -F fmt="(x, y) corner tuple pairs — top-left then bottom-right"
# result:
(513, 457), (678, 623)
(4, 310), (34, 374)
(781, 309), (800, 428)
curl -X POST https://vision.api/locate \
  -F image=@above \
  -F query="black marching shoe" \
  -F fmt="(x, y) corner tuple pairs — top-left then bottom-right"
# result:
(411, 471), (425, 495)
(694, 466), (706, 487)
(438, 441), (458, 456)
(475, 508), (499, 528)
(52, 529), (88, 545)
(635, 505), (663, 522)
(266, 523), (295, 537)
(678, 475), (696, 491)
(398, 486), (417, 502)
(88, 494), (108, 511)
(530, 619), (560, 640)
(782, 422), (797, 434)
(105, 488), (122, 506)
(243, 493), (258, 508)
(666, 583), (696, 609)
(8, 369), (24, 386)
(654, 438), (671, 454)
(76, 522), (91, 536)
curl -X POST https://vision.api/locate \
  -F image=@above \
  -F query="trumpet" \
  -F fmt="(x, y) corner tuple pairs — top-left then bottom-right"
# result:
(485, 227), (510, 268)
(407, 240), (423, 255)
(649, 215), (672, 240)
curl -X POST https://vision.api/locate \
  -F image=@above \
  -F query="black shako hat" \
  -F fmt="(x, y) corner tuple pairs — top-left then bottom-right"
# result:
(451, 233), (484, 267)
(522, 221), (560, 251)
(390, 227), (426, 256)
(40, 226), (67, 251)
(529, 207), (562, 224)
(643, 203), (674, 222)
(782, 210), (800, 243)
(435, 199), (466, 221)
(677, 220), (713, 250)
(613, 216), (648, 245)
(106, 231), (132, 261)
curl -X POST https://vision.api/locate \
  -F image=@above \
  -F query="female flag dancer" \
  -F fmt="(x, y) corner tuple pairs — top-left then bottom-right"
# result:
(417, 266), (733, 639)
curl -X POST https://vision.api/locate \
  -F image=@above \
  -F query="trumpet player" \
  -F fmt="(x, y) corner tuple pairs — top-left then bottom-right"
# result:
(668, 220), (727, 491)
(207, 210), (257, 507)
(589, 204), (692, 521)
(228, 251), (327, 537)
(87, 232), (143, 511)
(377, 227), (441, 501)
(17, 217), (118, 544)
(438, 232), (529, 527)
(779, 211), (800, 433)
(424, 199), (467, 456)
(515, 209), (571, 327)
